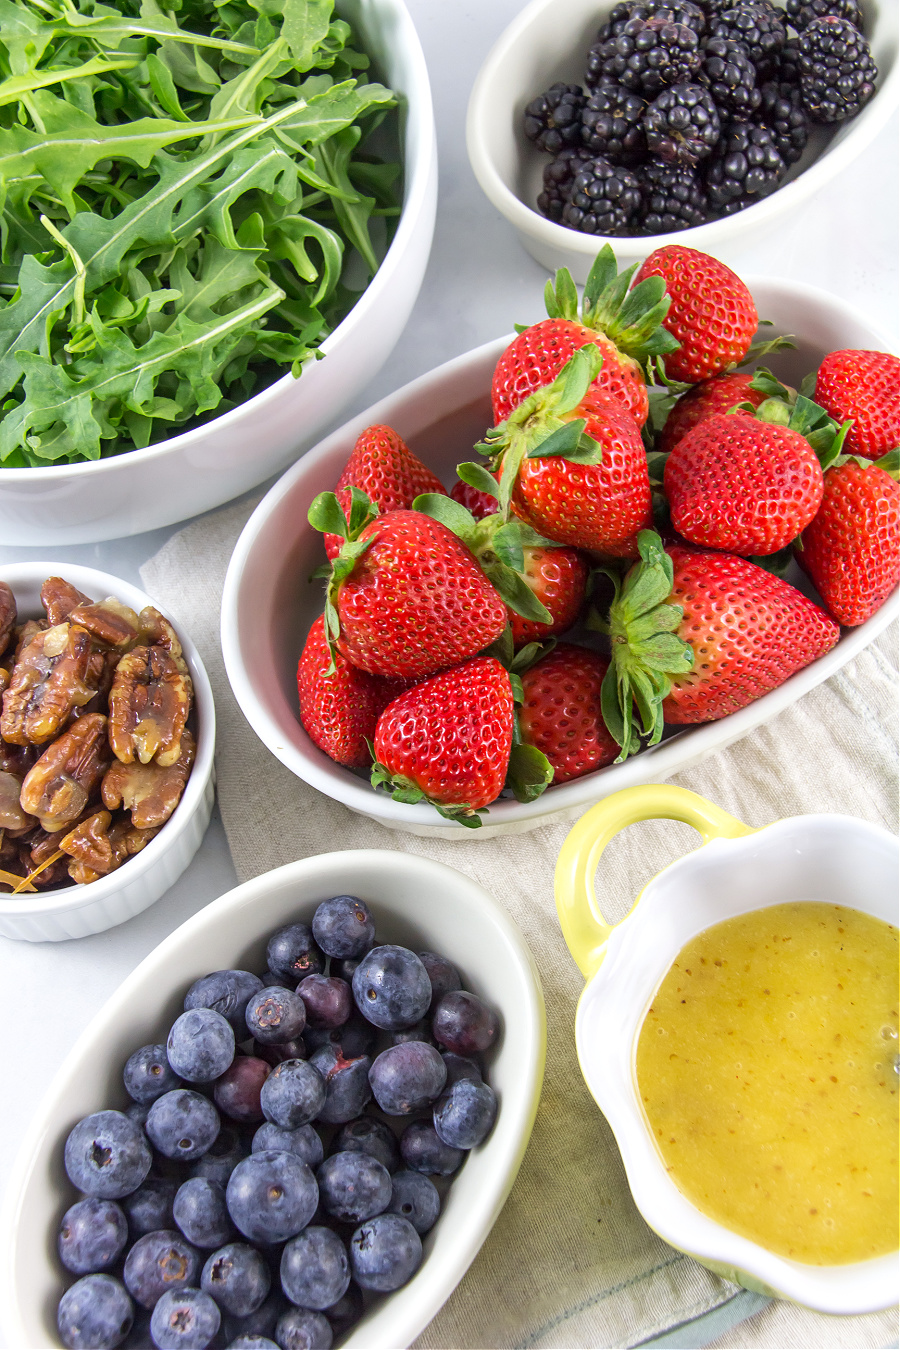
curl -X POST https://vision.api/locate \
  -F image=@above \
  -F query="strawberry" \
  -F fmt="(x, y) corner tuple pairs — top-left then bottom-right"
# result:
(296, 614), (404, 768)
(657, 370), (769, 454)
(473, 346), (652, 557)
(812, 350), (900, 461)
(309, 496), (508, 680)
(663, 408), (826, 556)
(371, 657), (514, 825)
(518, 643), (618, 784)
(450, 476), (501, 521)
(633, 245), (757, 384)
(491, 245), (679, 428)
(508, 546), (589, 647)
(323, 425), (447, 560)
(597, 531), (840, 755)
(798, 453), (900, 627)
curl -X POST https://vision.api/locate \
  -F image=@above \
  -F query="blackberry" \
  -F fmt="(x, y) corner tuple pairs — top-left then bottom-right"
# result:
(636, 158), (711, 232)
(709, 2), (787, 78)
(562, 157), (642, 234)
(759, 79), (809, 162)
(593, 13), (704, 95)
(642, 83), (721, 165)
(536, 147), (592, 221)
(705, 119), (787, 210)
(523, 83), (587, 154)
(796, 16), (877, 121)
(581, 84), (648, 164)
(776, 38), (803, 84)
(700, 37), (761, 117)
(784, 0), (863, 32)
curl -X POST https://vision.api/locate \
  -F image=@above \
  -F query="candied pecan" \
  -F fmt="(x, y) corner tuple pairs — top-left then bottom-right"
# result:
(108, 646), (192, 768)
(41, 577), (90, 626)
(19, 713), (111, 832)
(0, 739), (37, 777)
(16, 840), (68, 889)
(59, 810), (120, 876)
(0, 581), (15, 654)
(70, 649), (121, 720)
(0, 771), (31, 832)
(13, 619), (47, 663)
(68, 597), (140, 650)
(1, 624), (95, 745)
(138, 606), (189, 675)
(0, 667), (9, 696)
(102, 729), (195, 829)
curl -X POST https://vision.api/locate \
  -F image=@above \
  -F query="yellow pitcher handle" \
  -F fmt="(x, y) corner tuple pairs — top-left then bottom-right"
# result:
(555, 784), (756, 979)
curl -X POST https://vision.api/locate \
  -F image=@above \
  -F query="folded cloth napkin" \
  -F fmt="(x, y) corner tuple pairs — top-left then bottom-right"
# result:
(142, 494), (898, 1350)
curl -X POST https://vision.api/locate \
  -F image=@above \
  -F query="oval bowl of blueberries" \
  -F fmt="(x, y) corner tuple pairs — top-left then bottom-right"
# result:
(0, 848), (546, 1349)
(467, 0), (899, 276)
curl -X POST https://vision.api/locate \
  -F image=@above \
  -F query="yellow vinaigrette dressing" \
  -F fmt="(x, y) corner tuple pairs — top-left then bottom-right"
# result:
(635, 902), (899, 1265)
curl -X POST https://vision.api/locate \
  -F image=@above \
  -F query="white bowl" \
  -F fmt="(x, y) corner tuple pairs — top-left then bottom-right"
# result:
(466, 0), (900, 279)
(0, 563), (215, 941)
(0, 0), (437, 547)
(555, 785), (899, 1312)
(0, 848), (546, 1349)
(220, 273), (899, 838)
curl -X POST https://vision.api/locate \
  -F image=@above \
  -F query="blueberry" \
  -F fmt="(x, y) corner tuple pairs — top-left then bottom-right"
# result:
(390, 1019), (435, 1047)
(146, 1090), (221, 1161)
(221, 1287), (288, 1345)
(274, 1307), (333, 1350)
(123, 1230), (201, 1309)
(368, 1042), (446, 1116)
(433, 1078), (497, 1149)
(124, 1101), (151, 1130)
(399, 1121), (463, 1176)
(214, 1057), (271, 1124)
(322, 1283), (363, 1339)
(332, 1118), (400, 1173)
(349, 1213), (422, 1291)
(280, 1226), (349, 1310)
(150, 1287), (221, 1349)
(352, 946), (431, 1030)
(308, 1045), (372, 1124)
(246, 988), (307, 1046)
(64, 1111), (152, 1200)
(259, 1059), (326, 1130)
(303, 1012), (374, 1060)
(173, 1178), (234, 1248)
(122, 1178), (178, 1239)
(432, 990), (499, 1056)
(228, 1337), (279, 1349)
(254, 1036), (307, 1066)
(417, 952), (462, 1009)
(252, 1123), (324, 1169)
(184, 970), (264, 1038)
(225, 1151), (318, 1245)
(296, 975), (352, 1030)
(311, 896), (375, 959)
(58, 1198), (128, 1275)
(123, 1045), (182, 1104)
(265, 924), (323, 983)
(331, 958), (363, 984)
(259, 969), (294, 991)
(316, 1152), (391, 1225)
(57, 1273), (133, 1349)
(201, 1242), (271, 1317)
(387, 1170), (440, 1234)
(441, 1051), (483, 1087)
(189, 1125), (248, 1184)
(167, 1009), (235, 1084)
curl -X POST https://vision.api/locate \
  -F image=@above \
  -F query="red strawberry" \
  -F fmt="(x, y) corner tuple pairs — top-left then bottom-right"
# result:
(371, 657), (514, 824)
(798, 455), (900, 627)
(475, 346), (652, 557)
(450, 476), (501, 521)
(813, 350), (900, 461)
(314, 506), (508, 680)
(663, 410), (825, 555)
(599, 532), (840, 754)
(633, 246), (757, 383)
(509, 546), (589, 647)
(296, 614), (404, 768)
(518, 644), (618, 783)
(323, 425), (447, 560)
(491, 245), (679, 428)
(657, 371), (769, 454)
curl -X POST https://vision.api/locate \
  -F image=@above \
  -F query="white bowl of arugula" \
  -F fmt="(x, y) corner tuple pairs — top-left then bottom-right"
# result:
(0, 0), (437, 545)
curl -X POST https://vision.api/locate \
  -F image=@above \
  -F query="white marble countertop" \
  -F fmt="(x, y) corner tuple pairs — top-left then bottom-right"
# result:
(0, 1), (897, 1345)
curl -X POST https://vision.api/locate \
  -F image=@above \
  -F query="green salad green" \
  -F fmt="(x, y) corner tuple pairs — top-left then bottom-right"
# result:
(0, 0), (400, 466)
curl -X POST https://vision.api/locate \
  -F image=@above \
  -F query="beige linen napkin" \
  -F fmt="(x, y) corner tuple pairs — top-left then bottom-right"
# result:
(142, 495), (899, 1350)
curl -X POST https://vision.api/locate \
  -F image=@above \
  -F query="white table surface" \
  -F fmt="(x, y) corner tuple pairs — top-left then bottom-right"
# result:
(0, 2), (897, 1345)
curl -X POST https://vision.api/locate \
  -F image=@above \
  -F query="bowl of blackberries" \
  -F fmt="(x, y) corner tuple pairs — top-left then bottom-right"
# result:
(0, 850), (545, 1349)
(467, 0), (899, 276)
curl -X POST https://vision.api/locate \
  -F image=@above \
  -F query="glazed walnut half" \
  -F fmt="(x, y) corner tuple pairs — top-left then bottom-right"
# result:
(1, 624), (95, 746)
(19, 714), (113, 832)
(108, 647), (192, 768)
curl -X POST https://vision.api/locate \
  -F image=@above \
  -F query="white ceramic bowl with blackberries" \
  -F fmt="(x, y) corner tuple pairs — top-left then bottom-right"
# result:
(0, 849), (546, 1349)
(467, 0), (899, 277)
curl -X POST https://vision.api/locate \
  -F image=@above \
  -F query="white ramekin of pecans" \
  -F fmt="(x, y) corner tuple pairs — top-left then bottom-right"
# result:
(0, 564), (215, 942)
